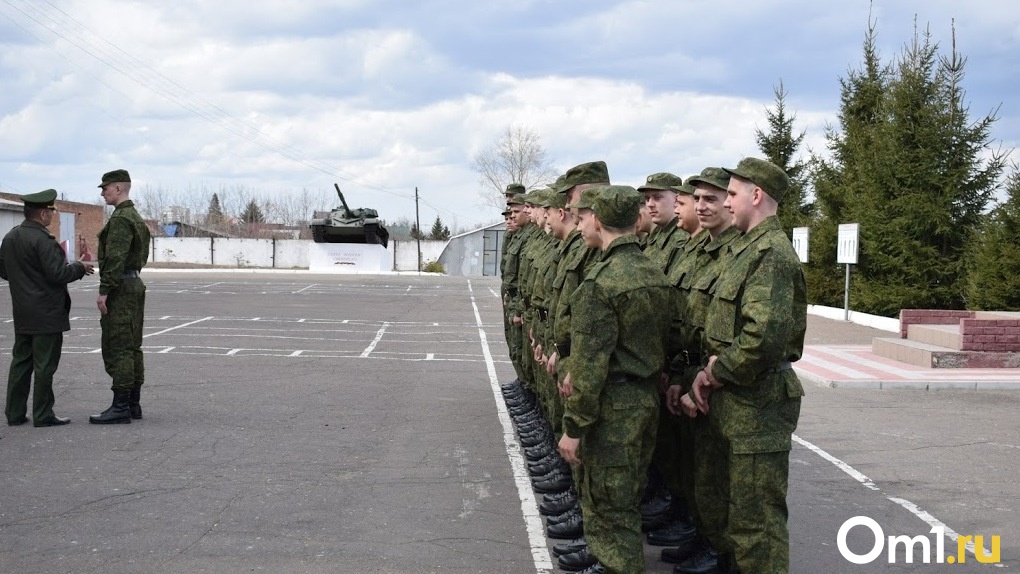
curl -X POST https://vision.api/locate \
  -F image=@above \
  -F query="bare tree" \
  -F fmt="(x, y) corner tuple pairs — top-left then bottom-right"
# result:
(473, 125), (557, 210)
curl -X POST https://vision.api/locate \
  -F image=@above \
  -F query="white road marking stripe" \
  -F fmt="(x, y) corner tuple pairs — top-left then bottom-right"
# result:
(425, 353), (435, 360)
(143, 316), (213, 338)
(158, 347), (175, 354)
(289, 350), (303, 357)
(292, 284), (316, 294)
(467, 280), (552, 573)
(794, 434), (996, 563)
(226, 349), (241, 355)
(359, 322), (390, 358)
(489, 288), (499, 298)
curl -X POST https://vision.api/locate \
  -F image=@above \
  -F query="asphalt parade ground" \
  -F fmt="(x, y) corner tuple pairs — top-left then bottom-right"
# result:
(0, 272), (1016, 573)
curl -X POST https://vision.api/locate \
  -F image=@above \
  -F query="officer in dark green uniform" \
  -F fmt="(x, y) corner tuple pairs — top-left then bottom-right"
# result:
(1, 189), (93, 426)
(559, 185), (676, 574)
(687, 158), (807, 574)
(90, 169), (152, 425)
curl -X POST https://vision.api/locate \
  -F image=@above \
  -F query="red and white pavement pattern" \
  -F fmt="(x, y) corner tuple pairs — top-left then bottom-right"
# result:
(796, 344), (1020, 390)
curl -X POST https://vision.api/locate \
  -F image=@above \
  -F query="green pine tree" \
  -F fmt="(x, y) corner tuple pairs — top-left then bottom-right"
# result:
(429, 215), (450, 240)
(754, 80), (812, 236)
(241, 199), (265, 224)
(967, 168), (1020, 310)
(206, 193), (224, 226)
(808, 18), (1006, 315)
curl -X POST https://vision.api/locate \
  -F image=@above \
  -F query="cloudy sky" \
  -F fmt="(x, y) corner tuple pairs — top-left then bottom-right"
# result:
(1, 0), (1018, 230)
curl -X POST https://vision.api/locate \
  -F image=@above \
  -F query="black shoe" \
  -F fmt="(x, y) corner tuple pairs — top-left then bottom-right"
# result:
(660, 538), (700, 564)
(539, 493), (577, 516)
(533, 471), (572, 494)
(558, 545), (598, 572)
(528, 452), (559, 472)
(551, 536), (586, 557)
(89, 391), (132, 425)
(519, 430), (550, 447)
(647, 516), (698, 546)
(524, 442), (554, 461)
(577, 562), (604, 574)
(514, 410), (543, 424)
(640, 492), (672, 520)
(34, 416), (71, 427)
(546, 506), (580, 526)
(7, 416), (29, 426)
(530, 458), (568, 477)
(543, 487), (575, 504)
(532, 466), (568, 485)
(674, 546), (718, 574)
(546, 512), (583, 539)
(129, 388), (142, 420)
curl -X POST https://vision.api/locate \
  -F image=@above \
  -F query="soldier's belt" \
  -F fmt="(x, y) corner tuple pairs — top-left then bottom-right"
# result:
(537, 308), (549, 321)
(555, 342), (571, 358)
(767, 361), (793, 373)
(120, 270), (140, 279)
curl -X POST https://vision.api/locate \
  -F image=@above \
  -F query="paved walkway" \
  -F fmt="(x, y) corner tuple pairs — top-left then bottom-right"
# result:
(799, 313), (1020, 389)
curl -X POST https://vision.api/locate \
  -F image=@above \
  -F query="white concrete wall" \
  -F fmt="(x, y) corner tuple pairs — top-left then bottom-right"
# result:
(393, 240), (447, 271)
(149, 237), (453, 271)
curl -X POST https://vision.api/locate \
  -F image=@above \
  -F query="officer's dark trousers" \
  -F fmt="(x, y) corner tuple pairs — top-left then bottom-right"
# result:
(5, 333), (63, 423)
(101, 280), (146, 392)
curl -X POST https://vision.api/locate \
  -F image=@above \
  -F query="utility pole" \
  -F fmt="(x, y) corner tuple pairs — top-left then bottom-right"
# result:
(414, 187), (422, 273)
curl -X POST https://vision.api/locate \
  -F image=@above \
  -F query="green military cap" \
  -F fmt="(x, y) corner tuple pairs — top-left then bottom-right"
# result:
(507, 194), (525, 206)
(557, 161), (610, 193)
(637, 172), (684, 192)
(591, 185), (643, 228)
(522, 190), (542, 205)
(565, 186), (604, 210)
(501, 208), (511, 216)
(687, 167), (730, 192)
(20, 188), (57, 208)
(723, 157), (790, 203)
(531, 189), (552, 207)
(671, 177), (696, 195)
(505, 182), (526, 195)
(98, 169), (131, 187)
(545, 191), (568, 209)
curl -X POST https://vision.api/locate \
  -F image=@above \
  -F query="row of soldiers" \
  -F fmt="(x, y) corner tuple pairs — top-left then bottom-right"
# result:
(498, 159), (807, 574)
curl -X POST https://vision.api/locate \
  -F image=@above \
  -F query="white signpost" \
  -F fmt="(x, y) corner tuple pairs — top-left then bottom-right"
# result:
(837, 223), (860, 320)
(792, 227), (809, 264)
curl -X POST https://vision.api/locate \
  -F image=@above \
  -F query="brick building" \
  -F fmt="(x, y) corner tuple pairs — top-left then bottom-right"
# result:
(0, 192), (108, 261)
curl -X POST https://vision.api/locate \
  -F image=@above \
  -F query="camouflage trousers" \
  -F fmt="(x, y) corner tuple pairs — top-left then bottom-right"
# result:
(101, 280), (146, 392)
(579, 385), (659, 574)
(5, 332), (62, 423)
(694, 405), (798, 573)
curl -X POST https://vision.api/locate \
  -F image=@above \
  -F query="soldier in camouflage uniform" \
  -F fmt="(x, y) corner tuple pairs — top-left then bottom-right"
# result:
(90, 169), (152, 425)
(684, 158), (807, 574)
(637, 172), (687, 271)
(559, 185), (676, 574)
(502, 194), (534, 390)
(663, 168), (742, 572)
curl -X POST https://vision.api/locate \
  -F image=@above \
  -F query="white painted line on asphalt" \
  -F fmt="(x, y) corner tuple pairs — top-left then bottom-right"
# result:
(794, 434), (996, 563)
(359, 322), (390, 358)
(158, 347), (175, 354)
(198, 282), (222, 288)
(292, 284), (316, 294)
(467, 280), (553, 574)
(143, 316), (213, 339)
(489, 288), (499, 298)
(289, 350), (303, 357)
(226, 349), (241, 355)
(425, 353), (435, 360)
(793, 435), (879, 490)
(887, 497), (1000, 567)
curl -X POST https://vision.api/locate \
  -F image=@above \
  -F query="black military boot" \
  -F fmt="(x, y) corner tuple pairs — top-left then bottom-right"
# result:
(89, 391), (132, 424)
(129, 387), (143, 420)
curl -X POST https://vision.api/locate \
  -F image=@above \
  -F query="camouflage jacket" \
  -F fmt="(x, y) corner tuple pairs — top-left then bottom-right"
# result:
(98, 199), (151, 296)
(562, 235), (676, 441)
(552, 242), (601, 372)
(544, 229), (583, 349)
(703, 216), (806, 449)
(644, 217), (687, 273)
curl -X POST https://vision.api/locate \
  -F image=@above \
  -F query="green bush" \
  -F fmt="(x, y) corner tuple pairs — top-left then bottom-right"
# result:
(422, 260), (445, 274)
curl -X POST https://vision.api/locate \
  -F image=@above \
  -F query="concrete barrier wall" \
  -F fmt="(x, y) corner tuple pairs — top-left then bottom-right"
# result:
(151, 237), (444, 271)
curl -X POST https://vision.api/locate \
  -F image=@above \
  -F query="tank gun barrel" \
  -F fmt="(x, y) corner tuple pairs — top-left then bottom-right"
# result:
(334, 183), (353, 217)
